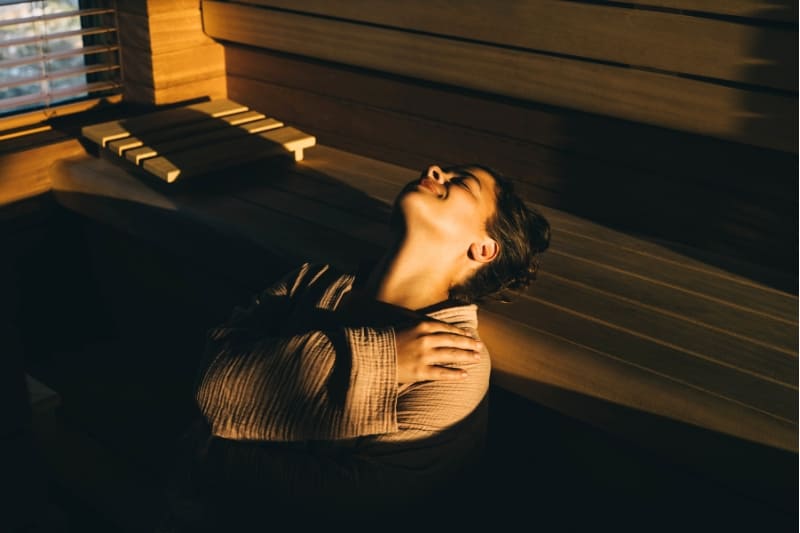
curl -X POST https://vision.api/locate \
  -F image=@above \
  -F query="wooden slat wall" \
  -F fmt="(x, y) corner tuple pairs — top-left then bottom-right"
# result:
(223, 47), (797, 282)
(623, 0), (797, 22)
(118, 0), (226, 105)
(239, 0), (797, 92)
(203, 1), (797, 153)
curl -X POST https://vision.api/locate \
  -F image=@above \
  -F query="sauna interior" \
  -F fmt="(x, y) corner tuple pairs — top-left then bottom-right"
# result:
(2, 0), (797, 531)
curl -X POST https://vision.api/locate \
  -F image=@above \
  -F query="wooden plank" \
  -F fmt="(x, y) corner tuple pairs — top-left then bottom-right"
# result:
(241, 0), (797, 91)
(0, 139), (86, 206)
(124, 75), (228, 106)
(227, 167), (797, 417)
(225, 180), (797, 436)
(49, 151), (796, 452)
(539, 252), (797, 355)
(124, 117), (283, 164)
(106, 110), (266, 156)
(141, 126), (315, 182)
(149, 43), (226, 88)
(226, 47), (798, 213)
(227, 76), (797, 277)
(81, 99), (246, 147)
(240, 180), (797, 393)
(480, 312), (797, 452)
(622, 0), (797, 23)
(293, 145), (796, 294)
(204, 1), (797, 152)
(117, 0), (199, 17)
(513, 274), (797, 389)
(551, 236), (797, 322)
(117, 10), (216, 54)
(538, 208), (798, 296)
(294, 145), (793, 293)
(250, 156), (796, 355)
(50, 157), (371, 275)
(290, 145), (797, 326)
(121, 42), (225, 90)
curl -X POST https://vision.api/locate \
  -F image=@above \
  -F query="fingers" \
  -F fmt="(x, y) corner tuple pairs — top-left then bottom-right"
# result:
(423, 332), (483, 354)
(397, 320), (485, 383)
(431, 366), (469, 381)
(429, 347), (481, 366)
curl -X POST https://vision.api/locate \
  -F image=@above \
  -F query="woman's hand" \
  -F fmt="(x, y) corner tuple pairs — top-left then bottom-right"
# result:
(394, 320), (483, 384)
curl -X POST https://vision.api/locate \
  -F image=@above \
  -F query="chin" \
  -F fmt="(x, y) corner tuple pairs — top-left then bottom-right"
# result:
(391, 192), (432, 236)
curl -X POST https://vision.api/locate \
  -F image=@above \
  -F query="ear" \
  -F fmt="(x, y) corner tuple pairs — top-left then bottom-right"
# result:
(468, 238), (499, 264)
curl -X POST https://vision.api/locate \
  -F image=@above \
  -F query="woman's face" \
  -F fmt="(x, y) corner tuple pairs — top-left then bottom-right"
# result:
(396, 164), (497, 246)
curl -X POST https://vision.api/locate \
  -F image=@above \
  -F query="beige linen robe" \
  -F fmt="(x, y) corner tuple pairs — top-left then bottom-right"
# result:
(193, 262), (491, 516)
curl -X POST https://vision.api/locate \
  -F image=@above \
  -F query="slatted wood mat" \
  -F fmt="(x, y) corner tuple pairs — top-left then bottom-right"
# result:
(81, 99), (316, 183)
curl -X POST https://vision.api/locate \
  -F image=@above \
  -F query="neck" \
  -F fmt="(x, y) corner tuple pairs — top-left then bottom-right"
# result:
(360, 232), (456, 311)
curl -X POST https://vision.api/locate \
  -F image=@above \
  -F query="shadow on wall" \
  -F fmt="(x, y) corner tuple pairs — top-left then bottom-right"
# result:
(553, 5), (797, 294)
(738, 1), (798, 284)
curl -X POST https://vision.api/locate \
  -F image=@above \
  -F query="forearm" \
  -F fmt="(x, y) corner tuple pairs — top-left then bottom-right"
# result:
(195, 325), (399, 442)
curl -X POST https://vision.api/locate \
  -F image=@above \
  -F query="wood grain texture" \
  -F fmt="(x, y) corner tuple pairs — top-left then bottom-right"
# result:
(117, 0), (202, 18)
(117, 10), (216, 54)
(123, 76), (228, 106)
(141, 126), (314, 182)
(225, 48), (797, 211)
(117, 0), (225, 105)
(106, 110), (267, 158)
(240, 0), (797, 91)
(622, 0), (797, 22)
(121, 117), (283, 165)
(480, 313), (797, 452)
(121, 43), (225, 90)
(81, 99), (247, 147)
(176, 141), (794, 426)
(203, 1), (797, 152)
(0, 139), (86, 206)
(222, 159), (797, 421)
(260, 147), (797, 358)
(227, 75), (797, 276)
(47, 147), (797, 451)
(301, 145), (797, 317)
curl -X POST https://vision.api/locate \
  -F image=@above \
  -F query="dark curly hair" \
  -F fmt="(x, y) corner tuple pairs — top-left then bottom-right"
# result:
(447, 164), (551, 304)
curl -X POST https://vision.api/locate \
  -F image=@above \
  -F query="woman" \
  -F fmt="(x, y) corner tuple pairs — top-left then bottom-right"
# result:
(185, 163), (550, 526)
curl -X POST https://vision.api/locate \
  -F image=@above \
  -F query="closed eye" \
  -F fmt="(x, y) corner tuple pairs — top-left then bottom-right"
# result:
(452, 176), (475, 194)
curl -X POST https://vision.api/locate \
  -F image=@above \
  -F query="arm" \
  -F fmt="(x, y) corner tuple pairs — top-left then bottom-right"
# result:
(195, 264), (483, 443)
(195, 263), (400, 442)
(196, 323), (399, 442)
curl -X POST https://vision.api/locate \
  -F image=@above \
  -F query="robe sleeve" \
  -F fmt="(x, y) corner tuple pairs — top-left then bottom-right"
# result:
(194, 264), (400, 442)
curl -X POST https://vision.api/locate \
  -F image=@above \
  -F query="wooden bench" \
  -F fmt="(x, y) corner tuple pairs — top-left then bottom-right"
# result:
(23, 102), (786, 527)
(194, 0), (798, 455)
(50, 107), (796, 468)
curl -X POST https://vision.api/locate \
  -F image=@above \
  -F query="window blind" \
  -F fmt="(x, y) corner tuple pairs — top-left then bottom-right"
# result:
(0, 0), (121, 117)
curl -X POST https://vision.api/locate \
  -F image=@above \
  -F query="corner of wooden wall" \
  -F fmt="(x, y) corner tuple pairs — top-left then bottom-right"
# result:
(118, 0), (226, 106)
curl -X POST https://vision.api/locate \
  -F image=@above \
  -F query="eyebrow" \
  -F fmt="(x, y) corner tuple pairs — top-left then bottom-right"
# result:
(458, 171), (482, 191)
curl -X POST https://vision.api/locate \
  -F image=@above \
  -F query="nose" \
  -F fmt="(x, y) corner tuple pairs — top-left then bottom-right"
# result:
(427, 165), (447, 183)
